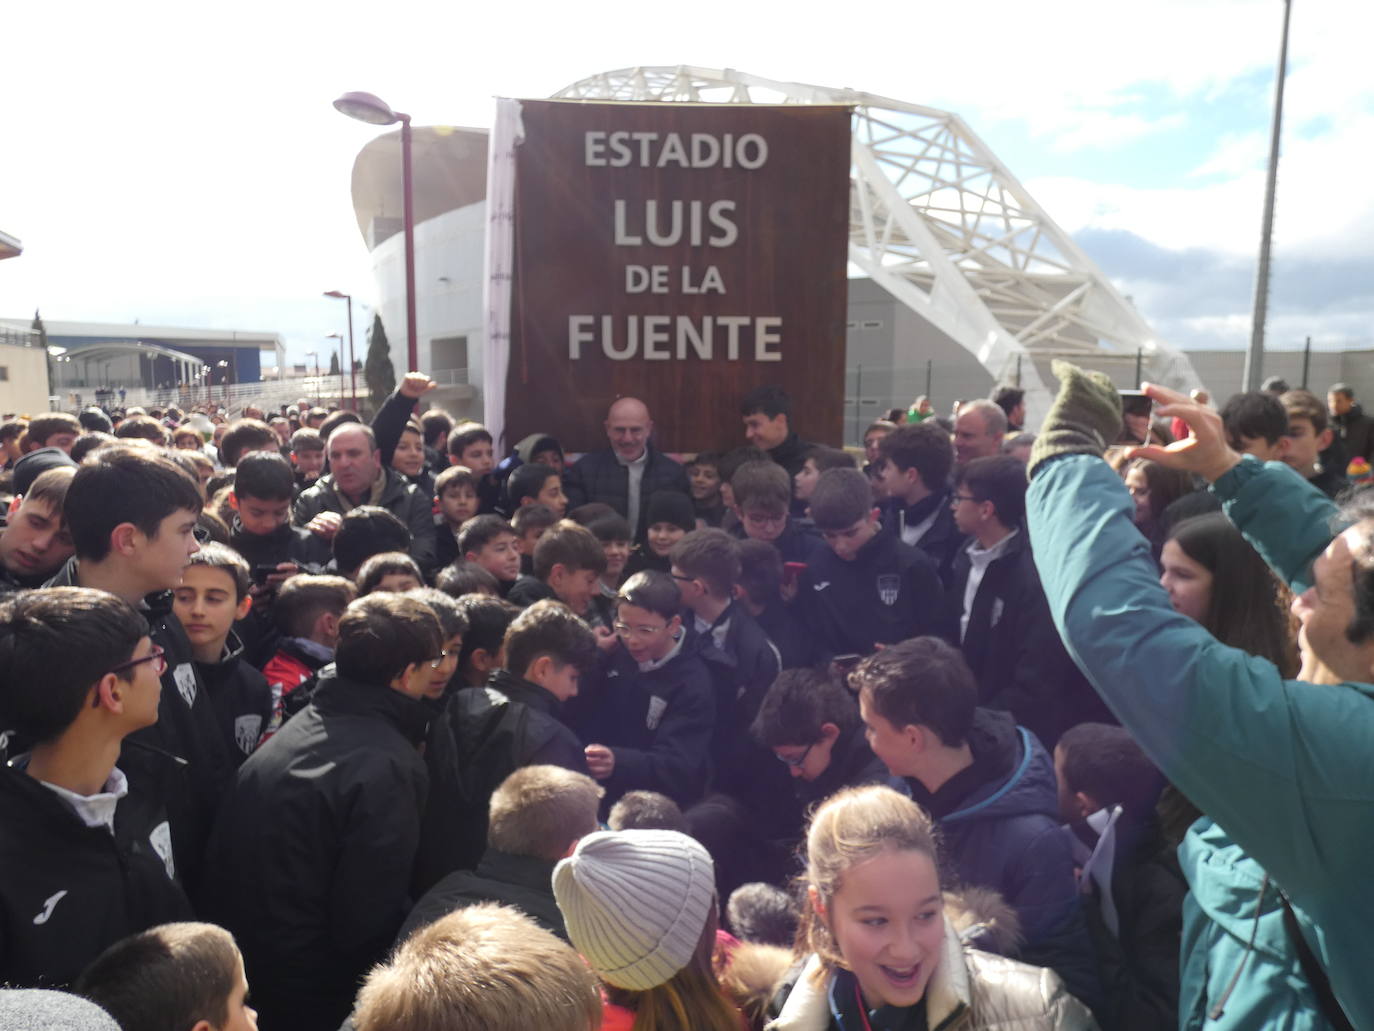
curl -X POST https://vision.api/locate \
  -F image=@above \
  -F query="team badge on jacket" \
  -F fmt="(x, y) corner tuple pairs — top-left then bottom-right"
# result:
(234, 715), (263, 756)
(646, 695), (667, 731)
(877, 574), (901, 606)
(172, 663), (197, 707)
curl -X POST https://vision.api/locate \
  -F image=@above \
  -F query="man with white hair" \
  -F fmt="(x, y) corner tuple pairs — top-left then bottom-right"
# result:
(954, 399), (1007, 470)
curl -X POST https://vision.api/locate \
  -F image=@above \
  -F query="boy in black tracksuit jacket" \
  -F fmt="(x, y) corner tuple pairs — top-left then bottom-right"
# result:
(0, 589), (191, 988)
(669, 529), (796, 833)
(195, 630), (274, 769)
(576, 571), (715, 810)
(417, 667), (588, 885)
(799, 468), (943, 662)
(174, 547), (275, 769)
(46, 561), (232, 898)
(201, 595), (442, 1031)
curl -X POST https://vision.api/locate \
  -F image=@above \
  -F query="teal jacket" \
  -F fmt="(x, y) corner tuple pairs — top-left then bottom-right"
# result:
(1028, 454), (1372, 1029)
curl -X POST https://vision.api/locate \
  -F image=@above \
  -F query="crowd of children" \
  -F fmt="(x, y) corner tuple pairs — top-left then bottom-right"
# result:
(0, 369), (1371, 1030)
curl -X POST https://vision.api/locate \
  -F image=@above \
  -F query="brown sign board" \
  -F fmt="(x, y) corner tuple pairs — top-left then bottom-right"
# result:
(504, 99), (852, 454)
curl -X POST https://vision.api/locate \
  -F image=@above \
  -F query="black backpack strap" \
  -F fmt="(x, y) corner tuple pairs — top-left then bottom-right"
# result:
(1280, 893), (1354, 1031)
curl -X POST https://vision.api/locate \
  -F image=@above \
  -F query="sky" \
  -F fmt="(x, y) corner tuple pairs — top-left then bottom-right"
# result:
(2, 0), (1370, 367)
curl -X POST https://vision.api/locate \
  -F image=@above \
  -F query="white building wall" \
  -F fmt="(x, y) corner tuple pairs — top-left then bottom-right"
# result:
(0, 342), (52, 416)
(369, 201), (487, 417)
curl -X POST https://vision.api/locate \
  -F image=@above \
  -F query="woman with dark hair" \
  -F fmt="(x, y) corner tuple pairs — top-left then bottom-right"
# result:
(1156, 510), (1300, 839)
(1161, 514), (1297, 676)
(1122, 458), (1196, 559)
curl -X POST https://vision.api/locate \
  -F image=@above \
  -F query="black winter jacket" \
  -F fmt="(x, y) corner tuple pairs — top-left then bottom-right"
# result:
(414, 670), (586, 891)
(682, 603), (794, 834)
(797, 528), (942, 661)
(880, 489), (967, 590)
(201, 674), (431, 1031)
(194, 632), (273, 768)
(944, 531), (1111, 749)
(48, 562), (235, 899)
(562, 444), (689, 540)
(1075, 811), (1185, 1031)
(228, 517), (332, 572)
(765, 431), (811, 479)
(755, 599), (813, 670)
(906, 709), (1101, 1011)
(794, 722), (894, 812)
(397, 848), (565, 945)
(728, 519), (830, 566)
(292, 467), (438, 574)
(0, 757), (190, 988)
(1332, 403), (1374, 462)
(505, 575), (556, 608)
(576, 640), (715, 808)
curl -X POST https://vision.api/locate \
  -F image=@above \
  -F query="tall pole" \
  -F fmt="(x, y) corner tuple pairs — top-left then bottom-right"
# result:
(1243, 0), (1294, 392)
(401, 115), (419, 373)
(346, 294), (357, 410)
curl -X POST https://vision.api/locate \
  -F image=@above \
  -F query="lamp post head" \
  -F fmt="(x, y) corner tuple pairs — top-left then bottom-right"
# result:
(333, 91), (407, 126)
(323, 290), (350, 299)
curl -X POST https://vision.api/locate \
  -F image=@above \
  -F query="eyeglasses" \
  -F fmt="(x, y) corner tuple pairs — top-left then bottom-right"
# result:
(428, 649), (454, 670)
(110, 644), (167, 678)
(743, 511), (787, 529)
(613, 621), (670, 639)
(670, 573), (697, 585)
(776, 742), (815, 768)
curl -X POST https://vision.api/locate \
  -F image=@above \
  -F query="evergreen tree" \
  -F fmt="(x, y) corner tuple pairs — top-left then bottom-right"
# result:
(364, 312), (396, 412)
(34, 309), (53, 398)
(328, 351), (341, 376)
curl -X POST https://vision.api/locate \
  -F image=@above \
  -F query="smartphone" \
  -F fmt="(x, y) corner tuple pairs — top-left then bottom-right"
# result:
(1120, 390), (1154, 445)
(252, 564), (280, 585)
(782, 561), (807, 588)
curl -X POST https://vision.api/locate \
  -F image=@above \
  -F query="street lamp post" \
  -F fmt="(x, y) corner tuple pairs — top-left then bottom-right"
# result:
(333, 91), (418, 374)
(304, 351), (319, 406)
(324, 290), (358, 409)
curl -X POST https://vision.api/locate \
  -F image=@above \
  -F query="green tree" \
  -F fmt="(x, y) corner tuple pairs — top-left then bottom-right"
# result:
(364, 312), (395, 412)
(328, 351), (341, 376)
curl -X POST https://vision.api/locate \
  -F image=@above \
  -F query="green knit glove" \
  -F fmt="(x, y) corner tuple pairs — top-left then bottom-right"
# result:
(1027, 360), (1123, 479)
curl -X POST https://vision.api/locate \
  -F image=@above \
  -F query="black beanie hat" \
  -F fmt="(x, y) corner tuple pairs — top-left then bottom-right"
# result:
(645, 490), (696, 533)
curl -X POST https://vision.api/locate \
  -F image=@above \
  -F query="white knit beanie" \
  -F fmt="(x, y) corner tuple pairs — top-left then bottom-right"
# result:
(553, 829), (716, 991)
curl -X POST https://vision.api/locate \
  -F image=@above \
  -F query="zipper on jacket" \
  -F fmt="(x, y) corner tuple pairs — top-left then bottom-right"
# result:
(1208, 873), (1268, 1021)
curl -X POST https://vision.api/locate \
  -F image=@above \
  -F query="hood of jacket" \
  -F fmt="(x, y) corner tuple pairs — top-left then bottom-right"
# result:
(485, 668), (562, 717)
(913, 709), (1058, 827)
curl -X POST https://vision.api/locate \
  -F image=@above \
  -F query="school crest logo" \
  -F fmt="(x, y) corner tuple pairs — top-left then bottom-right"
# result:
(149, 821), (176, 880)
(234, 715), (263, 756)
(172, 663), (197, 707)
(876, 575), (900, 607)
(646, 695), (668, 731)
